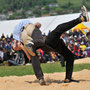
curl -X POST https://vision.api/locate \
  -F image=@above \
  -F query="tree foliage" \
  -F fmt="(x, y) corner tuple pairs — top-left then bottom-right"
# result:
(0, 0), (90, 20)
(0, 0), (56, 13)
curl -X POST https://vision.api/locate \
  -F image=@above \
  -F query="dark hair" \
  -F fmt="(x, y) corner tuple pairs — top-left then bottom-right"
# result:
(0, 47), (3, 51)
(86, 31), (90, 36)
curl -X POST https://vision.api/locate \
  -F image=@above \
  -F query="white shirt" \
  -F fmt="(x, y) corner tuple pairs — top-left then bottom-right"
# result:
(13, 20), (32, 42)
(0, 51), (4, 59)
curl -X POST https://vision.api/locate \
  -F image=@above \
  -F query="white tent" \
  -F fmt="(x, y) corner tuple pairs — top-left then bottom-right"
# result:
(0, 12), (90, 37)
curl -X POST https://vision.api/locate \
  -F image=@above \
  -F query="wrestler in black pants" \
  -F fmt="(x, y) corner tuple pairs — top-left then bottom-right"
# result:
(45, 18), (81, 79)
(30, 18), (81, 80)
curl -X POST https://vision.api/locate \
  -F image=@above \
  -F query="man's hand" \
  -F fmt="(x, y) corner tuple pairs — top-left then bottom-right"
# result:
(12, 40), (31, 60)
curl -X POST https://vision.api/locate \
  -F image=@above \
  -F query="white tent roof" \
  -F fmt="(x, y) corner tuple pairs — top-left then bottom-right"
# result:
(0, 12), (90, 36)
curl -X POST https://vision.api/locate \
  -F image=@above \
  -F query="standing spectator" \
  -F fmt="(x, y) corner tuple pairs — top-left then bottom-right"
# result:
(6, 35), (10, 43)
(10, 33), (13, 42)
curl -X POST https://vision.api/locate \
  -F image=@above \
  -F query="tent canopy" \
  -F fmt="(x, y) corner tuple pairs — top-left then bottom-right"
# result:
(0, 12), (90, 37)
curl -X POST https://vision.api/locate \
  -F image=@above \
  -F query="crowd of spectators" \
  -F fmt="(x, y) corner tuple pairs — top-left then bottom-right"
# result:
(0, 30), (90, 66)
(61, 30), (90, 59)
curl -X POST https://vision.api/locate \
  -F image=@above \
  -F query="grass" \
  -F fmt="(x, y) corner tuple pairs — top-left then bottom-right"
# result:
(0, 62), (90, 77)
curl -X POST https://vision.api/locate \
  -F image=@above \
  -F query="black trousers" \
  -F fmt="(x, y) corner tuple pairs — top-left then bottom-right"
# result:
(31, 18), (81, 80)
(45, 18), (81, 79)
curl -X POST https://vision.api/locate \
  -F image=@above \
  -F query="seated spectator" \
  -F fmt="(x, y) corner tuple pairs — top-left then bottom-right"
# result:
(79, 47), (86, 58)
(86, 31), (90, 57)
(79, 42), (86, 58)
(72, 42), (80, 59)
(86, 31), (90, 42)
(36, 49), (47, 63)
(80, 42), (86, 51)
(0, 40), (3, 48)
(0, 47), (4, 63)
(3, 49), (25, 66)
(50, 52), (59, 61)
(86, 47), (90, 57)
(44, 52), (53, 62)
(4, 42), (11, 50)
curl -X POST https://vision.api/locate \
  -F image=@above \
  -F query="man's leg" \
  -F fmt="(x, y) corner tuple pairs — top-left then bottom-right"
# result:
(54, 39), (75, 82)
(59, 55), (65, 67)
(45, 18), (81, 48)
(30, 53), (46, 84)
(45, 5), (89, 82)
(45, 5), (89, 48)
(21, 26), (46, 85)
(31, 55), (43, 79)
(50, 6), (89, 36)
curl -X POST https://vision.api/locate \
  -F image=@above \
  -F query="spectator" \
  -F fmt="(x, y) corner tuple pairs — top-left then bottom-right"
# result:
(6, 35), (10, 43)
(0, 47), (4, 63)
(86, 32), (90, 57)
(10, 33), (13, 42)
(72, 42), (80, 59)
(1, 33), (5, 41)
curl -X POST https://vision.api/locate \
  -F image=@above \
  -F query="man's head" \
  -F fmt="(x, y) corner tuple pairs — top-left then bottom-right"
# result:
(12, 40), (22, 51)
(61, 33), (65, 38)
(34, 22), (41, 28)
(86, 31), (90, 42)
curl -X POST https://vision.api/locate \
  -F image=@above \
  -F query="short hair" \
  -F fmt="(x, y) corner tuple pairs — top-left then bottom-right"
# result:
(86, 31), (90, 36)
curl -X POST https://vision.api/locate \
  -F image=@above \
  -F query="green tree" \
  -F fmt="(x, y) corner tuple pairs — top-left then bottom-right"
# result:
(32, 8), (41, 17)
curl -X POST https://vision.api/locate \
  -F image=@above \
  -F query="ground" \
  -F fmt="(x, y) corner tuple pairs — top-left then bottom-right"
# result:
(0, 57), (90, 90)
